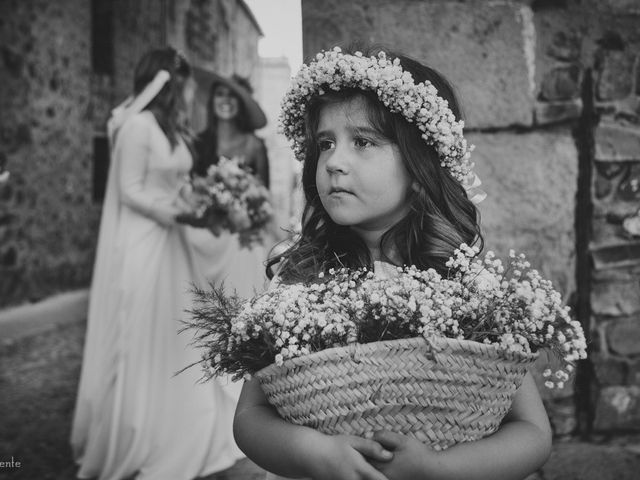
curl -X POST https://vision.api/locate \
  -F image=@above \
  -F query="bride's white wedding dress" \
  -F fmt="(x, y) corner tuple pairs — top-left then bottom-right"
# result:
(71, 111), (244, 480)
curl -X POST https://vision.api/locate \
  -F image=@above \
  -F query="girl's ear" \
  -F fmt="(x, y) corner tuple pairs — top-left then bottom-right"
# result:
(411, 181), (422, 193)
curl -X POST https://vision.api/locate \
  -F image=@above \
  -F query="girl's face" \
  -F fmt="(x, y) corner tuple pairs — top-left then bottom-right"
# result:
(212, 85), (240, 120)
(315, 96), (412, 238)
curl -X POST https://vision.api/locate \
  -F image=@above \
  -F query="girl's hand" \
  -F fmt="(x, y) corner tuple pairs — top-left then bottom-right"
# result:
(307, 434), (393, 480)
(369, 431), (436, 480)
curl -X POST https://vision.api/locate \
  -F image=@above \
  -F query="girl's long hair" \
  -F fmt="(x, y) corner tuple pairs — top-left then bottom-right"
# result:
(134, 47), (191, 149)
(192, 76), (254, 176)
(268, 47), (483, 282)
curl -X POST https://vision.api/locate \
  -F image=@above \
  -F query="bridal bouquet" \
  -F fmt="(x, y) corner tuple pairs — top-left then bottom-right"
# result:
(187, 245), (587, 448)
(183, 156), (273, 247)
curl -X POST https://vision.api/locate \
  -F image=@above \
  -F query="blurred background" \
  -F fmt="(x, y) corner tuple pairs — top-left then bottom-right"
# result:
(1, 0), (640, 479)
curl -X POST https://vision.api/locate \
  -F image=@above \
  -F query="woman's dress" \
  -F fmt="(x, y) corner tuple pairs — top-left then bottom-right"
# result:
(187, 133), (270, 299)
(71, 111), (243, 480)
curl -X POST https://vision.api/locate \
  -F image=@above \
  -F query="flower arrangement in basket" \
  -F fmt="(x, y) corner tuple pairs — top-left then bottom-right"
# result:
(182, 156), (273, 247)
(187, 245), (587, 450)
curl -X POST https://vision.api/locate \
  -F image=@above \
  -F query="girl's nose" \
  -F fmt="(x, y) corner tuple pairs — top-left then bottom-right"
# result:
(325, 145), (349, 174)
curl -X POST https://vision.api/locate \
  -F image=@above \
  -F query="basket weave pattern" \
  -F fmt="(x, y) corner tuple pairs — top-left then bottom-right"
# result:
(255, 336), (538, 450)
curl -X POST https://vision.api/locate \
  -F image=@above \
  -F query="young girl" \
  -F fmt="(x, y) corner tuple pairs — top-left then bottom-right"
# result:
(233, 46), (552, 480)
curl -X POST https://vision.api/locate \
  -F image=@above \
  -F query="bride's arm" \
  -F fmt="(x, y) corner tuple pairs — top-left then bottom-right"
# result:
(116, 115), (185, 226)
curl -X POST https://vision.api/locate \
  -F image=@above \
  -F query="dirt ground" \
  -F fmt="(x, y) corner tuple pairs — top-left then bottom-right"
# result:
(0, 321), (265, 480)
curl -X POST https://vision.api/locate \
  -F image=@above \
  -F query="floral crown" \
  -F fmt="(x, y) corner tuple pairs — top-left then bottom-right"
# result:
(279, 47), (475, 184)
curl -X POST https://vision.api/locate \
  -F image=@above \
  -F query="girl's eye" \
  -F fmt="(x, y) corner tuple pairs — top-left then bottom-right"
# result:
(317, 139), (334, 151)
(354, 137), (374, 149)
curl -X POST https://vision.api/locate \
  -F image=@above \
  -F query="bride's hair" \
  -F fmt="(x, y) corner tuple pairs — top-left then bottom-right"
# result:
(133, 47), (191, 148)
(268, 45), (483, 282)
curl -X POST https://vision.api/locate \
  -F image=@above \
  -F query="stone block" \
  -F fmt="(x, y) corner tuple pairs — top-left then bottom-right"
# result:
(591, 216), (626, 244)
(591, 280), (640, 316)
(301, 0), (535, 128)
(471, 130), (578, 296)
(594, 385), (640, 431)
(546, 30), (582, 62)
(534, 99), (582, 125)
(595, 120), (640, 162)
(628, 358), (640, 385)
(607, 316), (640, 355)
(596, 50), (636, 101)
(540, 64), (582, 101)
(591, 241), (640, 270)
(593, 353), (628, 385)
(592, 264), (640, 282)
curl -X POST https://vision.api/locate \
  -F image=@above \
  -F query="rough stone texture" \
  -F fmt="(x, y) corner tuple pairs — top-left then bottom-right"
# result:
(596, 50), (636, 101)
(540, 440), (640, 480)
(627, 358), (640, 385)
(596, 0), (640, 14)
(595, 119), (640, 162)
(0, 0), (97, 307)
(470, 131), (578, 297)
(607, 316), (640, 355)
(593, 353), (629, 385)
(594, 386), (640, 431)
(301, 0), (535, 128)
(534, 99), (582, 125)
(540, 64), (582, 101)
(591, 280), (640, 316)
(591, 240), (640, 270)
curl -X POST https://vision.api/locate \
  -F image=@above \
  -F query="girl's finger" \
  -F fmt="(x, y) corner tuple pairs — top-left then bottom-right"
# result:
(360, 463), (391, 480)
(372, 430), (405, 449)
(347, 436), (394, 462)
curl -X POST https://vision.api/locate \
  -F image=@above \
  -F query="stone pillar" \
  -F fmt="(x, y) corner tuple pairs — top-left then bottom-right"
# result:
(588, 6), (640, 432)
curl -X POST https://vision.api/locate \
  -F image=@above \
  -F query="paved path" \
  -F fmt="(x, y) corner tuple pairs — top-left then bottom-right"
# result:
(0, 289), (89, 344)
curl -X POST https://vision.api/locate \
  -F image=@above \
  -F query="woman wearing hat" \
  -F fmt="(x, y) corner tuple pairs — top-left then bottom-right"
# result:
(193, 73), (269, 184)
(187, 74), (271, 298)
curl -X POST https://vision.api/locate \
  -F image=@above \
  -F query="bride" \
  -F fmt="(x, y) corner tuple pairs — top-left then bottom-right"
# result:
(71, 47), (244, 480)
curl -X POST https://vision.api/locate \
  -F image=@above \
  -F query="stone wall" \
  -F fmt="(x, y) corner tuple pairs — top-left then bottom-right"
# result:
(0, 0), (262, 307)
(588, 5), (640, 433)
(0, 0), (96, 305)
(300, 0), (640, 435)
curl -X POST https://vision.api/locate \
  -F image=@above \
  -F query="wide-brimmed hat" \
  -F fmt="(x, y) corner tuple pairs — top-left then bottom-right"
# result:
(209, 73), (267, 130)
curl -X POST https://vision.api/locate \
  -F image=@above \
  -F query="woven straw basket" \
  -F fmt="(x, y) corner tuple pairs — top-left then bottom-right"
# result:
(255, 336), (538, 450)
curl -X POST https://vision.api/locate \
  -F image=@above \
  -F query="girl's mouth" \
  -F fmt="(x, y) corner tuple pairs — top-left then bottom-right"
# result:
(329, 187), (353, 195)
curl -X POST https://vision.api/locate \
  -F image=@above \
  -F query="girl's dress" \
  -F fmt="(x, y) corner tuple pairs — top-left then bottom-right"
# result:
(186, 132), (269, 299)
(71, 111), (243, 480)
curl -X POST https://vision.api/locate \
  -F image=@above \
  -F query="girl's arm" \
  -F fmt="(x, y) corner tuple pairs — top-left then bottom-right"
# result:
(372, 372), (552, 480)
(234, 378), (393, 480)
(117, 115), (185, 226)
